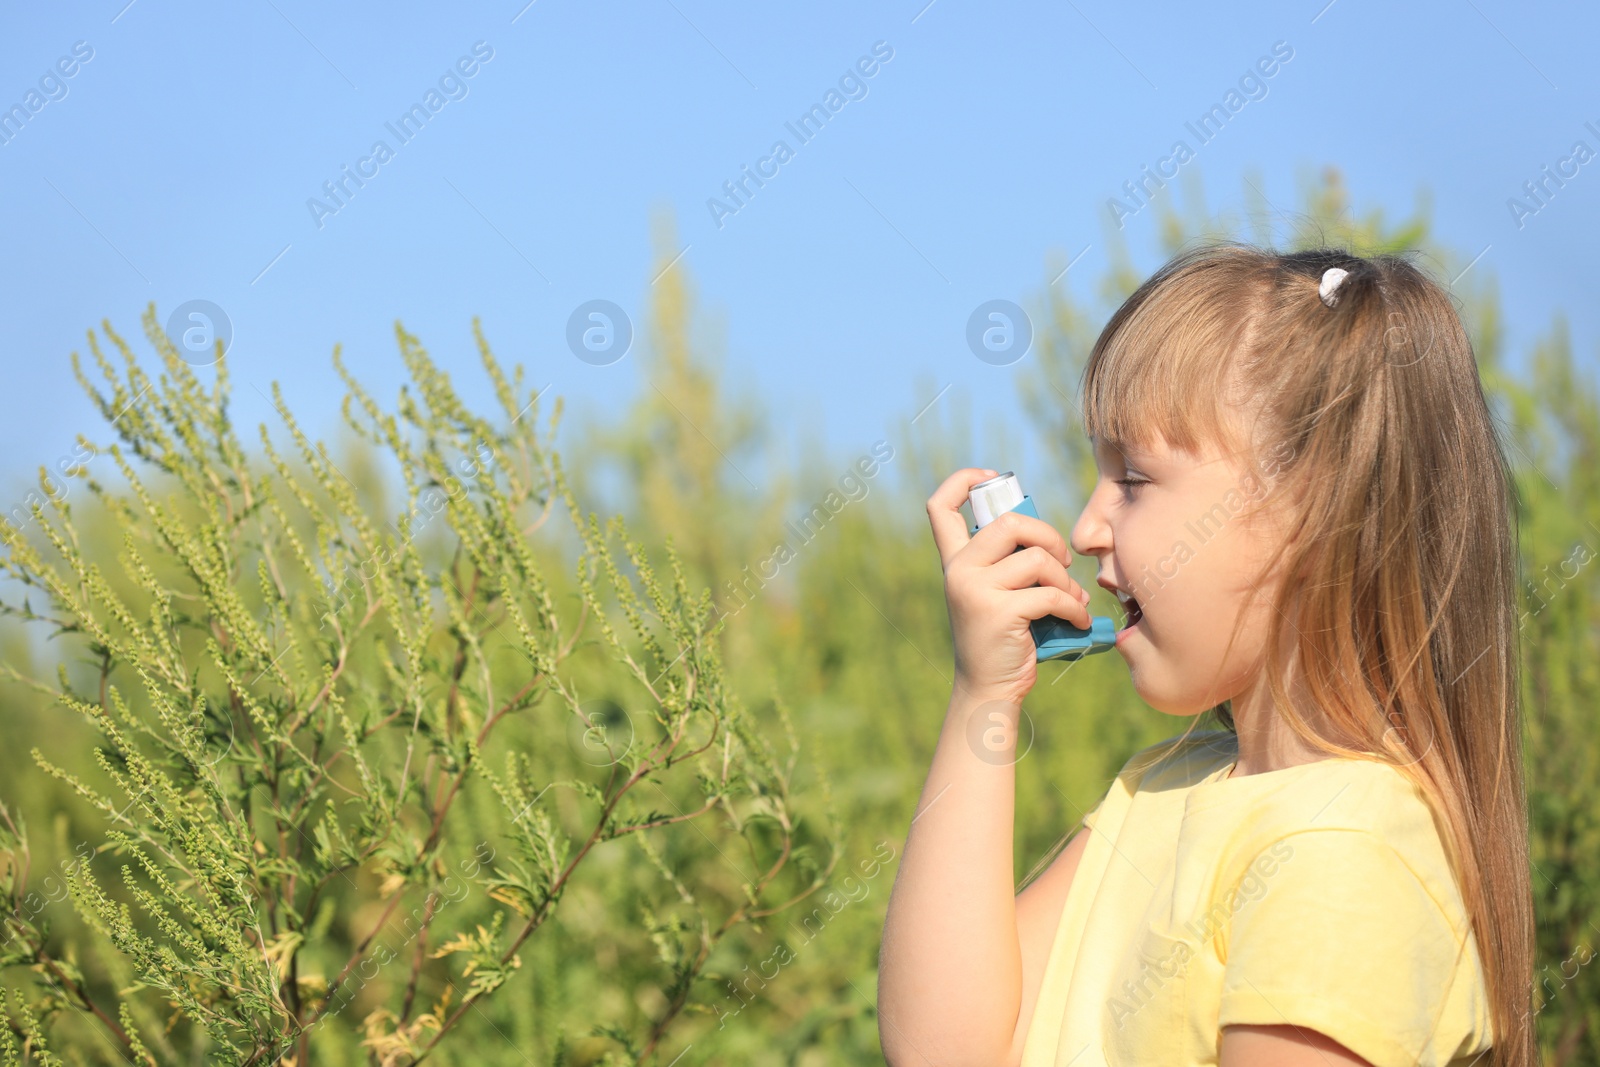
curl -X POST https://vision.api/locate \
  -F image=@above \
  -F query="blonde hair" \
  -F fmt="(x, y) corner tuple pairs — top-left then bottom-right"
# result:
(1079, 241), (1535, 1066)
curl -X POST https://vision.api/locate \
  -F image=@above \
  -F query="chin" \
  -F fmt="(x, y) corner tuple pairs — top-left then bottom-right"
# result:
(1125, 671), (1226, 718)
(1151, 701), (1215, 719)
(1121, 635), (1249, 718)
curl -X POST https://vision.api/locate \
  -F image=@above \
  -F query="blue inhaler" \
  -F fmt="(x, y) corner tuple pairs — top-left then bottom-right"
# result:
(968, 471), (1118, 662)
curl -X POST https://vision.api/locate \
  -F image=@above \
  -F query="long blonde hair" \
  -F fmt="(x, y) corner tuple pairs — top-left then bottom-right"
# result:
(1078, 241), (1535, 1066)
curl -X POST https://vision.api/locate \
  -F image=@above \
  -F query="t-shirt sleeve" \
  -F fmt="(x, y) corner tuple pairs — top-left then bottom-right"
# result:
(1081, 792), (1106, 831)
(1217, 829), (1476, 1067)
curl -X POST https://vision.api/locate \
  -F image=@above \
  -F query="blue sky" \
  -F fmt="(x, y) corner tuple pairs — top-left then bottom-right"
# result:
(2, 0), (1596, 506)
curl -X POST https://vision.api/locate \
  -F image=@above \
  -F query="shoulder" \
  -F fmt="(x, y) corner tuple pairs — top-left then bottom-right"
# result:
(1210, 758), (1471, 923)
(1227, 824), (1468, 935)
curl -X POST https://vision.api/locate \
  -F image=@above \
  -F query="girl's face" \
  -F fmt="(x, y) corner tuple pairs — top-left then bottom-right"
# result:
(1070, 431), (1290, 716)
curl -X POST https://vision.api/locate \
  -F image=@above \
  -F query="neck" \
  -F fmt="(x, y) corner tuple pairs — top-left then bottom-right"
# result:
(1226, 658), (1332, 776)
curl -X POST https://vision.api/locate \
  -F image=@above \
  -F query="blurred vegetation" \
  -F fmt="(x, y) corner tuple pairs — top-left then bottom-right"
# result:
(0, 167), (1596, 1065)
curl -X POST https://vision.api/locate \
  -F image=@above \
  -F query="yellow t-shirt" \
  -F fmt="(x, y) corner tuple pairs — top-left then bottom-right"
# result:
(1019, 729), (1493, 1067)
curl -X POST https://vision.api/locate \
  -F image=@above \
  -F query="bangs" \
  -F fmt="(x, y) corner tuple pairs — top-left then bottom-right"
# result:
(1080, 245), (1269, 461)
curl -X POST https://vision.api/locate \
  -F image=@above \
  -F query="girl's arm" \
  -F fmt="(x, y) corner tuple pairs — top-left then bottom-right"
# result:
(1221, 1025), (1374, 1066)
(876, 686), (1027, 1066)
(877, 469), (1094, 1067)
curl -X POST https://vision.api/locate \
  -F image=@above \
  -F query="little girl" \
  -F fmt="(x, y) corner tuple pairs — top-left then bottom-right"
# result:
(877, 244), (1535, 1067)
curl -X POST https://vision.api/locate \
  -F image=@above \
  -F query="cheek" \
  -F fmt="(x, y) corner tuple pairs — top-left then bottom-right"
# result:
(1189, 537), (1277, 673)
(1127, 529), (1274, 714)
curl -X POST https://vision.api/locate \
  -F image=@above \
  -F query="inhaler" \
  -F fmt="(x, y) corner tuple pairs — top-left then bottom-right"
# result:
(967, 471), (1118, 662)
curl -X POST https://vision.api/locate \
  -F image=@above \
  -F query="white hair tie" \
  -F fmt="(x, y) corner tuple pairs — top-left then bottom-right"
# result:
(1319, 266), (1351, 308)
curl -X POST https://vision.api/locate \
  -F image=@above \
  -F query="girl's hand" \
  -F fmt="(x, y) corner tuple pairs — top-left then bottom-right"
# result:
(927, 467), (1094, 707)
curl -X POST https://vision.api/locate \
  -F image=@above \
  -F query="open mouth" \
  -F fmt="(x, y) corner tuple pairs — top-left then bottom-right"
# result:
(1115, 589), (1144, 630)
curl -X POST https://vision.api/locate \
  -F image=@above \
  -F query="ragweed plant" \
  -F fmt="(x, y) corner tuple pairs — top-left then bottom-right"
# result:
(0, 309), (838, 1065)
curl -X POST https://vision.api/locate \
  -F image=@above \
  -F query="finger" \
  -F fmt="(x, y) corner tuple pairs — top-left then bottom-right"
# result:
(991, 546), (1090, 605)
(927, 467), (1001, 569)
(1015, 585), (1095, 630)
(964, 509), (1072, 570)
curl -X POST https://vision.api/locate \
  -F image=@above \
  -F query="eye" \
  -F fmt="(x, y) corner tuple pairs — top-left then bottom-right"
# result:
(1113, 476), (1150, 495)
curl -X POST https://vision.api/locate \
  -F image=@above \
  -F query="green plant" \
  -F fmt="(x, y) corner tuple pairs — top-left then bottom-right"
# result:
(0, 311), (837, 1065)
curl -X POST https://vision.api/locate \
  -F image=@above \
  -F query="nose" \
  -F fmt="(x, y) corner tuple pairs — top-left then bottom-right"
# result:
(1070, 482), (1113, 563)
